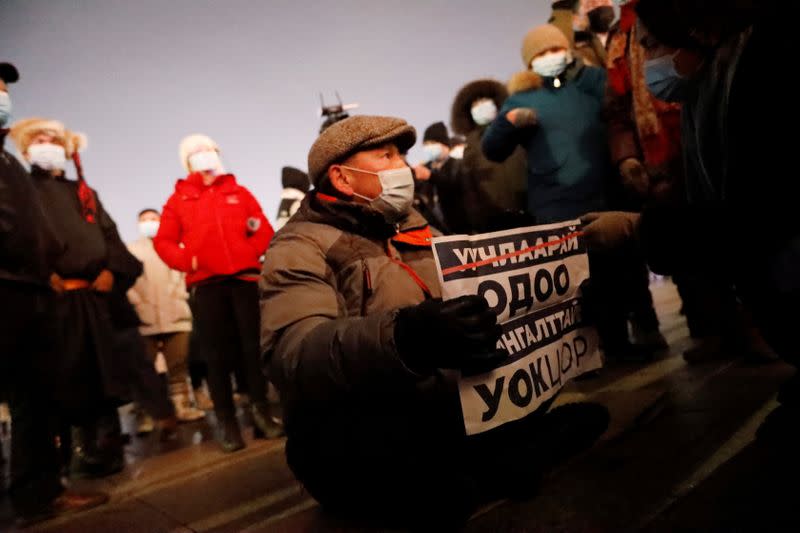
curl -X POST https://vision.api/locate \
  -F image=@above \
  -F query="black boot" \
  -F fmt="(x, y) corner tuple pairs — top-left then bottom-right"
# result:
(251, 403), (284, 440)
(218, 416), (245, 453)
(69, 425), (123, 480)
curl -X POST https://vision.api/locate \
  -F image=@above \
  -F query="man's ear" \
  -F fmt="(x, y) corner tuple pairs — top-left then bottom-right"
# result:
(328, 165), (354, 196)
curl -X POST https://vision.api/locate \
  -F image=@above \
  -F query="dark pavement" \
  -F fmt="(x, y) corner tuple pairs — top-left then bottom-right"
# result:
(1, 281), (796, 532)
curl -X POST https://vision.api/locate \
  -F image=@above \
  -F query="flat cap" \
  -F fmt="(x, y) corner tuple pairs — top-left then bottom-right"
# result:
(308, 115), (416, 187)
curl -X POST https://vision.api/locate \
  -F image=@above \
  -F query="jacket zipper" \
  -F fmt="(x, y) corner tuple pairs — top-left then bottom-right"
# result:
(384, 240), (433, 300)
(361, 259), (373, 316)
(212, 186), (234, 270)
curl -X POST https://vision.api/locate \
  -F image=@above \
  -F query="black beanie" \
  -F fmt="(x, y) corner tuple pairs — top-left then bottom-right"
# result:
(423, 122), (449, 146)
(281, 166), (310, 192)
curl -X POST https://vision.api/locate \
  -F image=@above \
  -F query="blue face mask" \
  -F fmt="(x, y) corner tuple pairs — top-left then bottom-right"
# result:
(644, 53), (688, 103)
(423, 143), (444, 162)
(0, 91), (11, 127)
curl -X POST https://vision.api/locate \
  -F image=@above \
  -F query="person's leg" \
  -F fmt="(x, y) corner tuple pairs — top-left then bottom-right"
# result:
(230, 280), (283, 438)
(626, 251), (668, 351)
(162, 331), (205, 421)
(161, 332), (190, 396)
(588, 250), (637, 359)
(230, 281), (266, 402)
(121, 327), (175, 421)
(141, 335), (159, 364)
(193, 281), (243, 451)
(0, 285), (64, 516)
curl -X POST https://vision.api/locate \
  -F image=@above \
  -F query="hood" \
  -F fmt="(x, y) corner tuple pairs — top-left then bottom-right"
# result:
(450, 79), (510, 135)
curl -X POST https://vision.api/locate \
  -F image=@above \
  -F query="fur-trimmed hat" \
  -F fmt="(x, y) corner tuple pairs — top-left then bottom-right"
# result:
(521, 24), (570, 67)
(179, 134), (218, 172)
(450, 79), (509, 135)
(281, 166), (310, 192)
(307, 115), (416, 188)
(8, 117), (87, 159)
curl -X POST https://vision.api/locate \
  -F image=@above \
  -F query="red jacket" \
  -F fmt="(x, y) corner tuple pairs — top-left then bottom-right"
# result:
(154, 172), (273, 287)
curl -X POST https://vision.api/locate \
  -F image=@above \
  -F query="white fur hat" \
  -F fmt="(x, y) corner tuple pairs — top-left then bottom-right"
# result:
(179, 133), (219, 172)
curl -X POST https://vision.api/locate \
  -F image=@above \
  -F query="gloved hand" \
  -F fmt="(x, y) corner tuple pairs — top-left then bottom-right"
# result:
(506, 108), (538, 128)
(395, 295), (504, 374)
(619, 158), (650, 197)
(580, 211), (641, 251)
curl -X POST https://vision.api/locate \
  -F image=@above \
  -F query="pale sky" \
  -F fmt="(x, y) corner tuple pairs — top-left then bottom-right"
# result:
(1, 0), (550, 241)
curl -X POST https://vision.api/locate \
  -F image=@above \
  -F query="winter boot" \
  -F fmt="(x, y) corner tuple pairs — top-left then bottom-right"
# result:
(252, 402), (285, 439)
(217, 416), (245, 453)
(192, 386), (214, 411)
(172, 393), (206, 422)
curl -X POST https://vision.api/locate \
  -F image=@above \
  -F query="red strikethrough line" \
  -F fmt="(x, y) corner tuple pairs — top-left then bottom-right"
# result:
(441, 231), (585, 276)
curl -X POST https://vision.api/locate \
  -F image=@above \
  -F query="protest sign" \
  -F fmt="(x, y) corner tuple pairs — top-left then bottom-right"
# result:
(432, 220), (603, 435)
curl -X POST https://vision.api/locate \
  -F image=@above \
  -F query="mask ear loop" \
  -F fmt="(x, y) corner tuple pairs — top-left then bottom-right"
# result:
(339, 165), (381, 202)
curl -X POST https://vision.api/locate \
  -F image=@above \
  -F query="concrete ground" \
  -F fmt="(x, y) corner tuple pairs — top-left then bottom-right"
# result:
(1, 280), (796, 532)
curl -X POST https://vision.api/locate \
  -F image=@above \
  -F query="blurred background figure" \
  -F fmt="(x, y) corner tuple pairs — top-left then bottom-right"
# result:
(448, 78), (527, 234)
(1, 62), (109, 526)
(127, 208), (206, 429)
(448, 135), (466, 160)
(155, 134), (283, 453)
(412, 121), (452, 233)
(550, 0), (613, 67)
(8, 117), (164, 479)
(275, 167), (310, 230)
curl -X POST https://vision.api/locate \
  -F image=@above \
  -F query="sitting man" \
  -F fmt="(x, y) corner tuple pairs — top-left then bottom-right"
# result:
(259, 115), (608, 529)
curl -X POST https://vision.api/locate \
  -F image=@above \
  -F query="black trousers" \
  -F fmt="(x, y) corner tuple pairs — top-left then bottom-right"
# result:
(0, 282), (63, 515)
(287, 401), (608, 529)
(192, 279), (267, 419)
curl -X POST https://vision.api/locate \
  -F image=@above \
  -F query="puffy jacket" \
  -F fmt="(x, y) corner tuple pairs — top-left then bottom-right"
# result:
(482, 62), (612, 223)
(154, 172), (273, 287)
(127, 237), (192, 335)
(0, 131), (63, 286)
(448, 78), (527, 233)
(260, 193), (467, 445)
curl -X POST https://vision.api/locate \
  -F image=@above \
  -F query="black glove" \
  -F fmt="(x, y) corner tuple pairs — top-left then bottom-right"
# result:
(395, 295), (504, 373)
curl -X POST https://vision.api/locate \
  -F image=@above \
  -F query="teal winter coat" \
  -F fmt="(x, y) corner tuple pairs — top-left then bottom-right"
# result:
(482, 61), (612, 223)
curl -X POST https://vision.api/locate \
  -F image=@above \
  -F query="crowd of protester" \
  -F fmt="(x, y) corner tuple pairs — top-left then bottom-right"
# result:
(1, 0), (795, 529)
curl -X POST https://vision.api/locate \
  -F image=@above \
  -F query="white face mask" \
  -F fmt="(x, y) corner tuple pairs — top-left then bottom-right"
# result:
(27, 143), (67, 171)
(449, 145), (465, 159)
(188, 150), (225, 175)
(341, 165), (415, 222)
(532, 50), (571, 78)
(138, 220), (160, 239)
(471, 99), (498, 126)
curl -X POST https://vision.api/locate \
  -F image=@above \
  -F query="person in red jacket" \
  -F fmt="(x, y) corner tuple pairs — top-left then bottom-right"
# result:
(155, 133), (283, 452)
